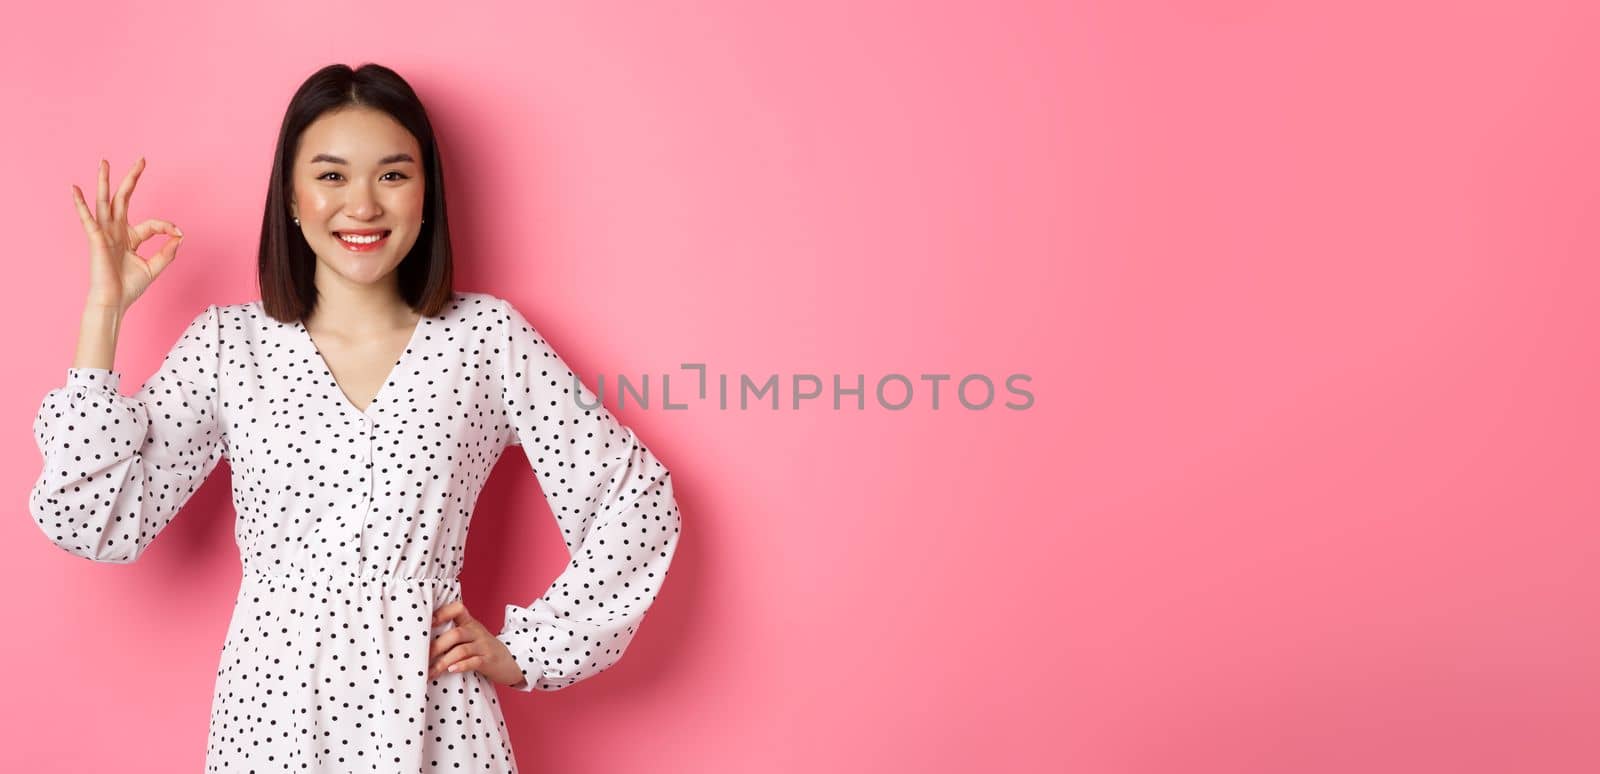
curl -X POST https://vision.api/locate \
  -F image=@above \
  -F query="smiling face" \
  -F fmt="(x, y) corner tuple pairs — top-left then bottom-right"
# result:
(290, 106), (426, 286)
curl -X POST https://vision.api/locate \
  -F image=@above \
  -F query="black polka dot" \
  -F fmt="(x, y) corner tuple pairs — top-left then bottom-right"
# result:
(28, 291), (683, 771)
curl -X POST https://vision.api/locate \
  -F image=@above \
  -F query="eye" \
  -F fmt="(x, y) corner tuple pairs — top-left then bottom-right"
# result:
(315, 171), (409, 182)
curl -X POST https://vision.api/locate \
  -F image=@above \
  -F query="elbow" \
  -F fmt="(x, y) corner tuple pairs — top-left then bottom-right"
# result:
(29, 514), (142, 564)
(28, 476), (145, 565)
(654, 471), (683, 559)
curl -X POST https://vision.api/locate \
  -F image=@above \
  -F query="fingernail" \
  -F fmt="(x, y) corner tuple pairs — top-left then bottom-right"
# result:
(448, 664), (459, 672)
(174, 227), (183, 237)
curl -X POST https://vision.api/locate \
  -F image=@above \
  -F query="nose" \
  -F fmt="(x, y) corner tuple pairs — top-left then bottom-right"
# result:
(344, 180), (383, 220)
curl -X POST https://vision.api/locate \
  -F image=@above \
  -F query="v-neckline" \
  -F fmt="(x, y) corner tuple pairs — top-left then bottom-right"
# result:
(292, 310), (428, 420)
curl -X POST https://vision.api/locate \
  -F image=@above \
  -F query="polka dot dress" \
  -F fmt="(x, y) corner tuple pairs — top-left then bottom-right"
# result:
(28, 290), (682, 772)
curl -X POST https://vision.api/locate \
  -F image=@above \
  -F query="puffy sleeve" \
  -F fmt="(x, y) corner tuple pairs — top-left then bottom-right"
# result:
(492, 296), (682, 692)
(28, 304), (228, 564)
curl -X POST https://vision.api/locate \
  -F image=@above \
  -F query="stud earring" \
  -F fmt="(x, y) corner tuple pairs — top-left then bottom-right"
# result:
(293, 217), (300, 226)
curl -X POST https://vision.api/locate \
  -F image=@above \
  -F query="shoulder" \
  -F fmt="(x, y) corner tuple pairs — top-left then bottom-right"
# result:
(446, 291), (518, 335)
(454, 290), (514, 309)
(455, 291), (538, 328)
(453, 290), (506, 315)
(212, 292), (521, 331)
(215, 299), (260, 324)
(217, 292), (499, 320)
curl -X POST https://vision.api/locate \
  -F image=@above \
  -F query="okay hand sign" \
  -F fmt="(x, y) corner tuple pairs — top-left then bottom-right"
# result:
(71, 157), (185, 313)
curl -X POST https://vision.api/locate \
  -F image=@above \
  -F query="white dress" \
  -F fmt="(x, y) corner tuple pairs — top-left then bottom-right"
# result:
(28, 290), (682, 772)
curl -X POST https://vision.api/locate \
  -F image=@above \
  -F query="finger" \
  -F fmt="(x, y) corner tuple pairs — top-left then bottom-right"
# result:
(431, 642), (474, 671)
(144, 233), (183, 279)
(129, 218), (180, 250)
(96, 159), (109, 226)
(428, 627), (465, 660)
(430, 644), (476, 677)
(112, 156), (146, 228)
(71, 185), (103, 241)
(444, 655), (482, 676)
(431, 600), (466, 626)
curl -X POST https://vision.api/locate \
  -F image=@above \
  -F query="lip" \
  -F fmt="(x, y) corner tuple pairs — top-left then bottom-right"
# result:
(334, 229), (391, 252)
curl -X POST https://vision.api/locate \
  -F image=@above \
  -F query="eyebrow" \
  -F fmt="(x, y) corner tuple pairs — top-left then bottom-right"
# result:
(308, 152), (417, 165)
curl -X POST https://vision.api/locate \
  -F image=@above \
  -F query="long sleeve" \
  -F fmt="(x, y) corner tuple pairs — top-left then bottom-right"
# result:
(492, 297), (682, 692)
(28, 304), (227, 564)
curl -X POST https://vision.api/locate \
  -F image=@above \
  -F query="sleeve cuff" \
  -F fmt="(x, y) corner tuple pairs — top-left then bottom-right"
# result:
(496, 630), (540, 692)
(65, 367), (121, 393)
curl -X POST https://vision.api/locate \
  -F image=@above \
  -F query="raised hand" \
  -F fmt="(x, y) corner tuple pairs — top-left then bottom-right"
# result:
(72, 157), (185, 313)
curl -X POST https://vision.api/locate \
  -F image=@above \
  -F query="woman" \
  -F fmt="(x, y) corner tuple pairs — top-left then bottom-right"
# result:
(29, 63), (681, 772)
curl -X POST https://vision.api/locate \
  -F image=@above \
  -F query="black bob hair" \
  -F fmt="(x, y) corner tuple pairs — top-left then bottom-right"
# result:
(257, 62), (454, 322)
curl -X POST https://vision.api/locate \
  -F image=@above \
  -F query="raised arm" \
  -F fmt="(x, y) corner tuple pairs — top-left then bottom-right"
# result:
(29, 304), (227, 563)
(492, 297), (682, 692)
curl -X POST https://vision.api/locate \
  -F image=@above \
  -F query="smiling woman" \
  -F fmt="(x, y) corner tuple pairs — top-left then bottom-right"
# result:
(295, 120), (422, 264)
(29, 62), (683, 774)
(258, 63), (454, 323)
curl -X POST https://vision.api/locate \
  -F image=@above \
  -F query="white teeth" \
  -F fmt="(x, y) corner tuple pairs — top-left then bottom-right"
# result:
(338, 232), (386, 244)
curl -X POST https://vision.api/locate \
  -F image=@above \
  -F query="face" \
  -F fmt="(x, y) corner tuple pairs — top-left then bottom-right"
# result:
(289, 107), (426, 286)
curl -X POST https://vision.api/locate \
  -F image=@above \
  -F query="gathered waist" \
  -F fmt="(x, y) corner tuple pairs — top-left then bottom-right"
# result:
(242, 568), (460, 584)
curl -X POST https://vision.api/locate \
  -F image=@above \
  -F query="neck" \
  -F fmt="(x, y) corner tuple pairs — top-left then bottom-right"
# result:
(305, 268), (418, 337)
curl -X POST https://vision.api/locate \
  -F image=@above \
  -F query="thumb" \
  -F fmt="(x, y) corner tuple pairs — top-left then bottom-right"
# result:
(145, 234), (183, 279)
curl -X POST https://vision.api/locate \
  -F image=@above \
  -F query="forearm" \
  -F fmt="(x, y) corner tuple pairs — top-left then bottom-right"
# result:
(73, 302), (124, 370)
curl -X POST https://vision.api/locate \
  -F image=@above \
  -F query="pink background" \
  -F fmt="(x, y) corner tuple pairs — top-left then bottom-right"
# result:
(3, 1), (1595, 772)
